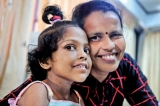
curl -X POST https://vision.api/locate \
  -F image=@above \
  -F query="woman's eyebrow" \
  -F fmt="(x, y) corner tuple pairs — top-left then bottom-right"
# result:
(109, 30), (122, 34)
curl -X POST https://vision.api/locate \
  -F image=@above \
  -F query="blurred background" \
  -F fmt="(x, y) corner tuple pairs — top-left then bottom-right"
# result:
(0, 0), (159, 105)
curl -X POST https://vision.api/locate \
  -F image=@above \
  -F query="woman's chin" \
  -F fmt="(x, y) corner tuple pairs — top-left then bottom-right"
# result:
(95, 63), (120, 73)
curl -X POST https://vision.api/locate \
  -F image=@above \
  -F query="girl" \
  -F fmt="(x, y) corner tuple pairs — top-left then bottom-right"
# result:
(8, 5), (91, 106)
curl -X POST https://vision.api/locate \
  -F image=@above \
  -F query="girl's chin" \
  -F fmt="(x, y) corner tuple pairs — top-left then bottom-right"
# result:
(74, 76), (88, 82)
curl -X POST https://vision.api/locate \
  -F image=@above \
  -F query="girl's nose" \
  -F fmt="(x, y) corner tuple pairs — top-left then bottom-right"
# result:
(78, 50), (87, 60)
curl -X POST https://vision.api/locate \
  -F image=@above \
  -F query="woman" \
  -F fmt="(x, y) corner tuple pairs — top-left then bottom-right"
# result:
(71, 1), (158, 106)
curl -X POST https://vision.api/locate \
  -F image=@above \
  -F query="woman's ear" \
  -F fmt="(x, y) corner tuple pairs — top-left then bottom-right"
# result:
(39, 59), (51, 70)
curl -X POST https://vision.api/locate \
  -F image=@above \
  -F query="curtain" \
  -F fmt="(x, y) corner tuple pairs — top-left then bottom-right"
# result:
(141, 31), (160, 101)
(0, 0), (36, 98)
(123, 23), (136, 59)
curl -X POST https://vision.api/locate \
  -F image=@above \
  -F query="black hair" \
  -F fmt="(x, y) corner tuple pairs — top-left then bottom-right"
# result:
(72, 0), (123, 30)
(27, 5), (78, 81)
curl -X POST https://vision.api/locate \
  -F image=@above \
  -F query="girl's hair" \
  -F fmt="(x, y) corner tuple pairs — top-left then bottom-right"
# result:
(27, 5), (78, 81)
(72, 0), (123, 29)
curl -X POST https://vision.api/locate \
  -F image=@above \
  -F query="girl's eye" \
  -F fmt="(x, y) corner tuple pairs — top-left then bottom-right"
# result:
(84, 48), (90, 54)
(65, 45), (75, 50)
(89, 35), (101, 41)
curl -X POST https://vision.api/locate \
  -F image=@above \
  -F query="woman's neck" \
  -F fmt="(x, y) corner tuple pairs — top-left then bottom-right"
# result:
(91, 68), (109, 83)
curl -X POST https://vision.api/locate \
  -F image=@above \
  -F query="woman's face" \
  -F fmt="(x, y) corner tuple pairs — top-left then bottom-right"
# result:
(83, 11), (126, 73)
(47, 27), (92, 82)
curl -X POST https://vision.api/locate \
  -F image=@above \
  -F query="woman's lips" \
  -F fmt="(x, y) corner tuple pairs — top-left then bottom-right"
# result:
(97, 53), (118, 64)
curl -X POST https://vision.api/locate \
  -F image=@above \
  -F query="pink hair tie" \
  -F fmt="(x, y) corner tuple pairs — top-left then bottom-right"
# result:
(52, 16), (61, 20)
(49, 15), (61, 25)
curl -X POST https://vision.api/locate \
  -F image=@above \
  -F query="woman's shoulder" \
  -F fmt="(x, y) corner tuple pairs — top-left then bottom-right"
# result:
(119, 53), (137, 66)
(117, 53), (142, 79)
(122, 53), (134, 60)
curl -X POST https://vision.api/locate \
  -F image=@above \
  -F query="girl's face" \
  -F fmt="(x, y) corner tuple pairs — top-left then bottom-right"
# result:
(47, 27), (92, 82)
(83, 11), (126, 74)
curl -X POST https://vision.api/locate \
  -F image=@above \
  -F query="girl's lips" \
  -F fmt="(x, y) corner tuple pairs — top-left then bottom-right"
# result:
(73, 63), (88, 69)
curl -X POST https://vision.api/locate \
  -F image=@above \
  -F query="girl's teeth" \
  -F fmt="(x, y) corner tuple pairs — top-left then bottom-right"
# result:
(75, 65), (85, 68)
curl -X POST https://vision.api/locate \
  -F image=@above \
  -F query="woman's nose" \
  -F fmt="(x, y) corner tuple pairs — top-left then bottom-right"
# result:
(101, 37), (115, 50)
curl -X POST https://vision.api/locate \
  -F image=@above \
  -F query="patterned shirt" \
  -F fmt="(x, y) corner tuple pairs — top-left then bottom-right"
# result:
(0, 53), (158, 106)
(72, 53), (158, 106)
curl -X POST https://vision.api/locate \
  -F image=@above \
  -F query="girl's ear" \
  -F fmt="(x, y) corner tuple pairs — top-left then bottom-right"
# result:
(39, 59), (51, 70)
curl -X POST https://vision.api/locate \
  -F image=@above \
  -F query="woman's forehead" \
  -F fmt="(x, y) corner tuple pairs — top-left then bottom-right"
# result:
(83, 11), (121, 34)
(84, 11), (119, 23)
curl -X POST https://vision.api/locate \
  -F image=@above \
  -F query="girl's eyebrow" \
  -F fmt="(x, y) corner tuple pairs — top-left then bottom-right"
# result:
(60, 39), (89, 46)
(59, 39), (77, 45)
(89, 32), (103, 36)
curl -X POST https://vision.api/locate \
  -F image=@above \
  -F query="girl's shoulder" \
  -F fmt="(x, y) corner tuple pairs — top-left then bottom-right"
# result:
(9, 81), (50, 106)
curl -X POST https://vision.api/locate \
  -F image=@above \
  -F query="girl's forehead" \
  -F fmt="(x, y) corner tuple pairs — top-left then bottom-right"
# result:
(58, 27), (88, 44)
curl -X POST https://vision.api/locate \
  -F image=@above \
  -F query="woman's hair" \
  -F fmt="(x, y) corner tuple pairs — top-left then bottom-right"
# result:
(72, 0), (123, 29)
(27, 5), (78, 81)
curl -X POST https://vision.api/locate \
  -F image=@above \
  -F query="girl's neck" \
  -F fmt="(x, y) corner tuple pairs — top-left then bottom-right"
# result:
(44, 75), (73, 100)
(91, 68), (109, 83)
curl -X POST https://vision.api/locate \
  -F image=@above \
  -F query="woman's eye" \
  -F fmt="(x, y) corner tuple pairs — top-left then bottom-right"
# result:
(84, 48), (90, 54)
(65, 45), (75, 50)
(110, 33), (122, 38)
(89, 36), (101, 41)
